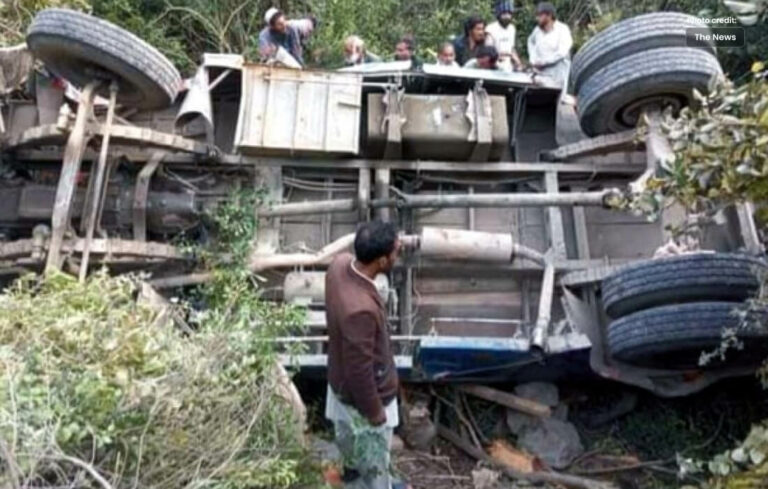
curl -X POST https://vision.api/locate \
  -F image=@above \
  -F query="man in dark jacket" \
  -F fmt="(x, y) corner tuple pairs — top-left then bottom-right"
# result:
(453, 15), (487, 66)
(325, 220), (401, 489)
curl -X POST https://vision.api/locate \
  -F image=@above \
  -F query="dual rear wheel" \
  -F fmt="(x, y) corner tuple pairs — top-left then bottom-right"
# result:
(602, 253), (768, 369)
(572, 12), (723, 136)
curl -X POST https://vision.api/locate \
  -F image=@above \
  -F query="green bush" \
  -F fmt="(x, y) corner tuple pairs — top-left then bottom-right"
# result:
(0, 270), (312, 489)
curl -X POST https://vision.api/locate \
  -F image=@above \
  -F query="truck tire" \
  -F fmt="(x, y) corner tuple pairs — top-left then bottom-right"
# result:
(27, 8), (181, 109)
(607, 302), (768, 369)
(577, 47), (722, 136)
(603, 253), (766, 318)
(570, 12), (716, 94)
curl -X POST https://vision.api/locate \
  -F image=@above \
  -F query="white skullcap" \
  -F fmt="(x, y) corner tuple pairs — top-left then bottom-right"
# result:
(264, 7), (280, 24)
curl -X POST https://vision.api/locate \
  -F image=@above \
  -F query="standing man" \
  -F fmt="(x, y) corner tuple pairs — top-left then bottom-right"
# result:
(325, 221), (404, 489)
(485, 1), (523, 72)
(526, 2), (573, 88)
(259, 7), (316, 67)
(453, 16), (487, 66)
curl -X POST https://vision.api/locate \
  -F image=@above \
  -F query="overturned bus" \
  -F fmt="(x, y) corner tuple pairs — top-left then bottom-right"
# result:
(1, 9), (765, 396)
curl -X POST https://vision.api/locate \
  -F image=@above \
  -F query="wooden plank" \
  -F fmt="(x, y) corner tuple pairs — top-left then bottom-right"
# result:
(457, 384), (550, 417)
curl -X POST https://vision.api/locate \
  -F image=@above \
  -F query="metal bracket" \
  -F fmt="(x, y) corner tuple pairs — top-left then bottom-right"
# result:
(357, 168), (371, 221)
(79, 82), (119, 282)
(132, 151), (166, 242)
(45, 80), (99, 274)
(468, 82), (493, 162)
(532, 258), (555, 350)
(382, 85), (404, 159)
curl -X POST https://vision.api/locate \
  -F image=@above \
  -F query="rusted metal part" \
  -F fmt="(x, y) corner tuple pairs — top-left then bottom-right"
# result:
(133, 152), (166, 241)
(560, 265), (621, 287)
(79, 83), (118, 282)
(9, 123), (209, 154)
(2, 237), (185, 262)
(382, 84), (404, 159)
(45, 80), (98, 274)
(542, 130), (640, 161)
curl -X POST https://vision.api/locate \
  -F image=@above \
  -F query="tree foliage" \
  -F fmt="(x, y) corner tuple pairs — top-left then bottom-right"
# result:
(626, 66), (768, 226)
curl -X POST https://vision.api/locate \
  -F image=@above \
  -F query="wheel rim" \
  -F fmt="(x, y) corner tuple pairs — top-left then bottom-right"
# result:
(611, 94), (686, 132)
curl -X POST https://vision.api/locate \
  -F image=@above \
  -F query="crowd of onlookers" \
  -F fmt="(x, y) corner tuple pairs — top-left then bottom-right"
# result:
(257, 1), (574, 87)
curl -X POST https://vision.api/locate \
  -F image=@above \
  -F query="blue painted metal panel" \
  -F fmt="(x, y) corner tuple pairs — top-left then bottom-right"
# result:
(415, 336), (538, 380)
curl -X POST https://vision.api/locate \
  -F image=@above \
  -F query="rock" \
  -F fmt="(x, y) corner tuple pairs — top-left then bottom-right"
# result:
(310, 437), (341, 463)
(552, 403), (569, 421)
(491, 416), (510, 439)
(518, 418), (584, 469)
(472, 468), (500, 489)
(400, 401), (436, 451)
(391, 434), (405, 452)
(514, 382), (559, 407)
(505, 409), (537, 435)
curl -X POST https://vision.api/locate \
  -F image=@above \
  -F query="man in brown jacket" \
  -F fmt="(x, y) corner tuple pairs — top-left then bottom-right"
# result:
(325, 221), (402, 489)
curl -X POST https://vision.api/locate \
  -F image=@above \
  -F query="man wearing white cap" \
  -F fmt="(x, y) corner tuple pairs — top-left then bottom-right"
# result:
(258, 7), (316, 67)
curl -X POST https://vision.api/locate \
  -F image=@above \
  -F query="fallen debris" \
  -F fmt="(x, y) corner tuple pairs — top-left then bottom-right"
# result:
(392, 434), (406, 452)
(438, 424), (617, 489)
(506, 409), (538, 435)
(472, 467), (501, 489)
(487, 439), (541, 473)
(515, 382), (560, 407)
(458, 384), (552, 417)
(518, 417), (584, 469)
(401, 400), (438, 451)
